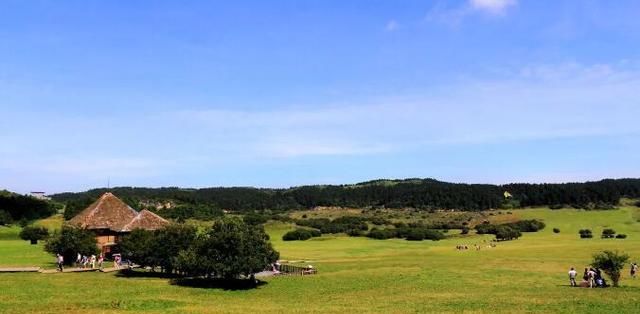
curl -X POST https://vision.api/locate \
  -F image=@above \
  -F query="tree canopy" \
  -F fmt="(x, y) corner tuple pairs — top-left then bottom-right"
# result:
(44, 226), (99, 265)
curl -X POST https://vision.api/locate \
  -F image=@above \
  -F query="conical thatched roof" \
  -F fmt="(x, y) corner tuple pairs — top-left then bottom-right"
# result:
(122, 209), (169, 232)
(68, 192), (168, 232)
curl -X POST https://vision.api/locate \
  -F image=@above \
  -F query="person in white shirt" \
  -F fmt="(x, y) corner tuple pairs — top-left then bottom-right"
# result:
(568, 267), (577, 287)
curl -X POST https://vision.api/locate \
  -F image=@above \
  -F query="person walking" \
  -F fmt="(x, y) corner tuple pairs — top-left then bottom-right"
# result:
(568, 267), (577, 287)
(56, 254), (64, 272)
(75, 253), (81, 268)
(631, 262), (638, 279)
(90, 254), (96, 269)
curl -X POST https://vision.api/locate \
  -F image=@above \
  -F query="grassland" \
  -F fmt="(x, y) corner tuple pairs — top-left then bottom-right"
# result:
(1, 206), (640, 313)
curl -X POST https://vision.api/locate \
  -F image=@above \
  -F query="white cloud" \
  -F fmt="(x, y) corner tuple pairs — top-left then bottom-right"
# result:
(469, 0), (517, 15)
(385, 20), (400, 32)
(426, 0), (517, 25)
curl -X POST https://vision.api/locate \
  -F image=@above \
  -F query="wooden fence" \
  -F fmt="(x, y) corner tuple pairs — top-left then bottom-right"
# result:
(277, 264), (317, 275)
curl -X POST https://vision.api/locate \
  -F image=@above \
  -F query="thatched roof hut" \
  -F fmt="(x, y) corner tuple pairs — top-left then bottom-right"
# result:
(68, 192), (169, 253)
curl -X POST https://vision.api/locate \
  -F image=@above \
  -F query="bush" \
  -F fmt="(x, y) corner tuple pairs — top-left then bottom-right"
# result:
(367, 228), (397, 240)
(616, 234), (627, 239)
(602, 228), (616, 239)
(635, 201), (640, 208)
(553, 228), (560, 234)
(461, 227), (470, 235)
(44, 226), (98, 265)
(243, 213), (268, 226)
(591, 250), (630, 287)
(0, 210), (13, 226)
(579, 229), (593, 238)
(19, 225), (50, 244)
(494, 226), (521, 241)
(282, 229), (320, 241)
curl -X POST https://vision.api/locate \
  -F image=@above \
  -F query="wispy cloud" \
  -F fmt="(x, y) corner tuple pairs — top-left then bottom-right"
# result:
(426, 0), (517, 25)
(385, 19), (400, 32)
(469, 0), (517, 15)
(2, 61), (639, 192)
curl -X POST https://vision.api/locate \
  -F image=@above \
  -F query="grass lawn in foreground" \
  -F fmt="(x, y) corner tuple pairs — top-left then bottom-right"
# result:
(1, 207), (640, 313)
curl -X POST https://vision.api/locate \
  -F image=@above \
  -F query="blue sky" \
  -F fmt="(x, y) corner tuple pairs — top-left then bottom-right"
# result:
(1, 0), (640, 193)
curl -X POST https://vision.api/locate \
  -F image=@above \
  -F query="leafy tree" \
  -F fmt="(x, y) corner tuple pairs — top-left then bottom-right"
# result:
(19, 225), (49, 244)
(119, 224), (197, 273)
(616, 234), (627, 239)
(591, 250), (630, 287)
(243, 213), (268, 225)
(151, 223), (197, 273)
(119, 229), (155, 268)
(601, 229), (616, 239)
(176, 217), (279, 280)
(553, 228), (560, 233)
(44, 226), (98, 265)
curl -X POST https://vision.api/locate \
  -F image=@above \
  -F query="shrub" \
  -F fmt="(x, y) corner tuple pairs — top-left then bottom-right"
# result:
(461, 227), (470, 235)
(370, 217), (391, 226)
(591, 250), (630, 287)
(553, 228), (560, 234)
(243, 213), (268, 226)
(549, 204), (564, 210)
(367, 228), (396, 240)
(601, 229), (616, 239)
(579, 229), (593, 238)
(635, 201), (640, 208)
(301, 214), (307, 219)
(494, 226), (521, 241)
(0, 210), (13, 226)
(19, 225), (50, 244)
(616, 234), (627, 239)
(44, 226), (99, 265)
(282, 229), (320, 241)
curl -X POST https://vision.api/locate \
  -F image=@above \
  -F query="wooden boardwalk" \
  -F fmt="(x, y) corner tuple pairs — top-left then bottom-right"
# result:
(39, 268), (99, 274)
(0, 267), (40, 273)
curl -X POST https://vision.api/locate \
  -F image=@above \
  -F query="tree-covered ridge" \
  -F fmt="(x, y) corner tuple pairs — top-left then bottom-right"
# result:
(51, 178), (640, 217)
(0, 190), (57, 224)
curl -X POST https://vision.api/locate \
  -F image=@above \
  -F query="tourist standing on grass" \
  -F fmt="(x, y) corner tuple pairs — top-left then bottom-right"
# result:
(97, 253), (104, 270)
(568, 267), (577, 287)
(75, 253), (81, 268)
(631, 263), (638, 279)
(587, 268), (597, 288)
(90, 254), (96, 269)
(56, 254), (64, 272)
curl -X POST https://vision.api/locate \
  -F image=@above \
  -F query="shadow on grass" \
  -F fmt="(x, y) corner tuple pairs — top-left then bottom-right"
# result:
(115, 269), (182, 279)
(170, 278), (267, 291)
(115, 269), (266, 290)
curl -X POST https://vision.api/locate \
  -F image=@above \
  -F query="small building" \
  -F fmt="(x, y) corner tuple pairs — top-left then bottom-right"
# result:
(67, 192), (169, 254)
(30, 191), (51, 201)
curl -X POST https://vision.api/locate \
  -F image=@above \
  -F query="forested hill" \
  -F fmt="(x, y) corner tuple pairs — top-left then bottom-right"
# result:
(51, 178), (640, 219)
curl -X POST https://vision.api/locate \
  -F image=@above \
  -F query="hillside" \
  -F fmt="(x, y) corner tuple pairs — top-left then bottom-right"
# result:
(50, 178), (640, 220)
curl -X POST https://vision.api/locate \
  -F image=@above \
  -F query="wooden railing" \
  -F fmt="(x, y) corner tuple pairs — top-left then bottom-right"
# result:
(277, 264), (317, 275)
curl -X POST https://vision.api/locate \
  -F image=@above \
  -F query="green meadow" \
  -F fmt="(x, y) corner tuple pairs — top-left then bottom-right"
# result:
(2, 206), (640, 313)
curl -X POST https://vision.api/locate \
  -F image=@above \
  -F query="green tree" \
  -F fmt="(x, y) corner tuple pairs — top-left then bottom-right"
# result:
(118, 229), (155, 268)
(591, 250), (630, 287)
(19, 225), (50, 244)
(176, 217), (279, 280)
(151, 223), (197, 273)
(44, 226), (98, 265)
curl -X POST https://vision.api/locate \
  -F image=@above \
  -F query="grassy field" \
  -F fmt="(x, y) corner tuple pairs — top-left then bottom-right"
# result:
(2, 207), (640, 313)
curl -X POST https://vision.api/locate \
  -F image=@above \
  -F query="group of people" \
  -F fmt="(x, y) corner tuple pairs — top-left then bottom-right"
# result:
(568, 267), (607, 288)
(455, 243), (496, 251)
(568, 262), (639, 288)
(75, 253), (104, 270)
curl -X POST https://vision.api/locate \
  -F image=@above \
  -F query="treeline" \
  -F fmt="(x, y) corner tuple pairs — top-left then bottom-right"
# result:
(0, 191), (57, 225)
(51, 178), (640, 217)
